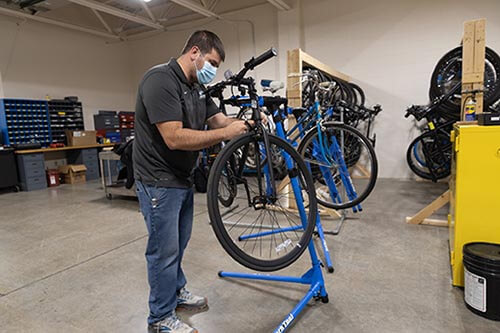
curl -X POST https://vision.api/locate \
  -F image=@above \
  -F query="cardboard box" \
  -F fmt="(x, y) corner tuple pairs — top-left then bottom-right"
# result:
(58, 164), (87, 184)
(65, 130), (96, 146)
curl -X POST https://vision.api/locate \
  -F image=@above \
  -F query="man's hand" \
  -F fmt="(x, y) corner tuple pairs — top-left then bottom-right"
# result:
(246, 112), (269, 128)
(260, 111), (268, 125)
(224, 121), (248, 140)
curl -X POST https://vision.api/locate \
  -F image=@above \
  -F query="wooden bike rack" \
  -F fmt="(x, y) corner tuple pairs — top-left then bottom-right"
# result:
(406, 18), (486, 226)
(282, 48), (371, 231)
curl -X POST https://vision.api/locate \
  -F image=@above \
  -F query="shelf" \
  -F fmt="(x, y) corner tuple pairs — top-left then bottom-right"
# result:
(0, 98), (52, 147)
(47, 100), (85, 145)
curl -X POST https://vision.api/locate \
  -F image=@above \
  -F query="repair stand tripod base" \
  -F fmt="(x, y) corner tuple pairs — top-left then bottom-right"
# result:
(218, 240), (328, 333)
(322, 209), (347, 235)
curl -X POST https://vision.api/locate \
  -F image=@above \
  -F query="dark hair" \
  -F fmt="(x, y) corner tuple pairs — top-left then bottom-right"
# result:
(182, 30), (225, 62)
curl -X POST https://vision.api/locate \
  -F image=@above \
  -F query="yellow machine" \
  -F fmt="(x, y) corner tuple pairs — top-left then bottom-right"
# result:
(449, 124), (500, 287)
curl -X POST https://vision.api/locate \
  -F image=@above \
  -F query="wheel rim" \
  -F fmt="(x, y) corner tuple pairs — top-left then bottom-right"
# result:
(207, 134), (317, 271)
(298, 123), (378, 210)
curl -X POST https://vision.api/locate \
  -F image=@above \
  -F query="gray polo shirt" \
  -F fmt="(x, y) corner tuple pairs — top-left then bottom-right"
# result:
(132, 58), (220, 188)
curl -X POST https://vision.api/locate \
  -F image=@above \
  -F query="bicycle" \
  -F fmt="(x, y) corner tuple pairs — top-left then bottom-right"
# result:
(206, 48), (318, 272)
(404, 83), (460, 181)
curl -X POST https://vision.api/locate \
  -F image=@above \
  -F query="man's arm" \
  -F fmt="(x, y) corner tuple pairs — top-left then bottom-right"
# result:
(207, 112), (268, 129)
(206, 112), (239, 129)
(156, 121), (247, 151)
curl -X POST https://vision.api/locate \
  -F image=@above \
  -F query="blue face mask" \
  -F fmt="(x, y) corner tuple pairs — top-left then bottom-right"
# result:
(195, 55), (217, 85)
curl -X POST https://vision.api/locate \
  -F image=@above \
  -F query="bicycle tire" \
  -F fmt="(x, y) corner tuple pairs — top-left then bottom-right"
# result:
(406, 131), (451, 181)
(350, 82), (366, 107)
(297, 122), (378, 210)
(429, 46), (500, 113)
(207, 133), (317, 271)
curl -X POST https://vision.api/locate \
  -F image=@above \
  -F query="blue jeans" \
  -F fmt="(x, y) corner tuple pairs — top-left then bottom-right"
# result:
(136, 181), (194, 325)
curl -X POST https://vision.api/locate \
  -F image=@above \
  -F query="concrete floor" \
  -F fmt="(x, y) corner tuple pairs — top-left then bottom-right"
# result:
(1, 179), (499, 332)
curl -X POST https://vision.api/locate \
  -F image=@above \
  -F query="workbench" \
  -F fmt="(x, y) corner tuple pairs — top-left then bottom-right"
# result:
(14, 143), (114, 191)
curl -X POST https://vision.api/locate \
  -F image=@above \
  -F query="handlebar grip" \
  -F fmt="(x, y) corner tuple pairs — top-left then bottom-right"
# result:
(261, 79), (272, 88)
(246, 48), (278, 70)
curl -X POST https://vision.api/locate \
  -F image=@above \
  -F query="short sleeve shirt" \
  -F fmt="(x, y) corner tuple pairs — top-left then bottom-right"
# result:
(132, 58), (220, 188)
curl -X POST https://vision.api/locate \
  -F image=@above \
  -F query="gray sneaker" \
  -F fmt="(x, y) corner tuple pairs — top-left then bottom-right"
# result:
(176, 287), (208, 311)
(148, 311), (197, 333)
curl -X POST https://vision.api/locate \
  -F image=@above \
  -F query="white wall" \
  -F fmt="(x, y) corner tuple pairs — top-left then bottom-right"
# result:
(299, 0), (500, 179)
(128, 4), (280, 109)
(0, 70), (4, 97)
(2, 0), (499, 178)
(0, 16), (135, 129)
(126, 0), (500, 178)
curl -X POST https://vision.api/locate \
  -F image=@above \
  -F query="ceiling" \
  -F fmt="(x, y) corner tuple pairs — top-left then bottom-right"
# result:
(0, 0), (292, 40)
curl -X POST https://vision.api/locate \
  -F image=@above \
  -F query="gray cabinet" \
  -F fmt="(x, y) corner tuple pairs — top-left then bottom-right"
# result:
(16, 153), (47, 191)
(67, 148), (100, 180)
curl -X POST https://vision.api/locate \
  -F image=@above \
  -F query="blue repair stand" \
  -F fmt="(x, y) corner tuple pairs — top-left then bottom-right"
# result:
(218, 228), (328, 333)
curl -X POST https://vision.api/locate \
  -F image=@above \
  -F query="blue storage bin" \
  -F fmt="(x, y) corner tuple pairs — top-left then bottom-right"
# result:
(0, 98), (52, 147)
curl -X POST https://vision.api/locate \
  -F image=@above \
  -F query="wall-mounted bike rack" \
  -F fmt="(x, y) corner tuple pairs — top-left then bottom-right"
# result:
(406, 18), (486, 226)
(285, 48), (358, 234)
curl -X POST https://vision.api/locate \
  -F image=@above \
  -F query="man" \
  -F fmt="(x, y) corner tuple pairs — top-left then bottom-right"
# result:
(133, 30), (248, 333)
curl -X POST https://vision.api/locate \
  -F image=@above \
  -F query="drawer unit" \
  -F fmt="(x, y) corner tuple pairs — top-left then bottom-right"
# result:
(67, 148), (97, 164)
(94, 114), (119, 129)
(85, 159), (100, 180)
(118, 111), (135, 142)
(86, 165), (100, 180)
(20, 175), (47, 191)
(16, 153), (47, 191)
(67, 149), (100, 180)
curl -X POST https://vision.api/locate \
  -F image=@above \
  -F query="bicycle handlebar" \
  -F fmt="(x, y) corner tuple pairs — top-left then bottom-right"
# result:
(235, 47), (277, 82)
(206, 48), (278, 97)
(246, 48), (277, 71)
(405, 82), (462, 121)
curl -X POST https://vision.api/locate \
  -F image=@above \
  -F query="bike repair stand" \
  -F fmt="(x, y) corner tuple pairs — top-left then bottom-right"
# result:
(218, 226), (328, 333)
(320, 208), (347, 235)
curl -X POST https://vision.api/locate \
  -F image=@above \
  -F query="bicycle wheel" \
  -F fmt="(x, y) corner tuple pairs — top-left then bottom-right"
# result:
(350, 82), (366, 107)
(207, 133), (317, 272)
(297, 122), (378, 210)
(406, 131), (451, 181)
(429, 46), (500, 113)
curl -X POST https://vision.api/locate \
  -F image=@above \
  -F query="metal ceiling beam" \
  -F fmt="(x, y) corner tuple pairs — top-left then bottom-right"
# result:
(139, 1), (156, 22)
(267, 0), (290, 11)
(91, 8), (113, 34)
(169, 0), (220, 18)
(66, 0), (164, 30)
(208, 0), (218, 11)
(0, 6), (121, 39)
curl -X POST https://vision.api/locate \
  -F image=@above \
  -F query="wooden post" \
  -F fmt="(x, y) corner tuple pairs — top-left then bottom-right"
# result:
(405, 19), (486, 227)
(461, 19), (485, 119)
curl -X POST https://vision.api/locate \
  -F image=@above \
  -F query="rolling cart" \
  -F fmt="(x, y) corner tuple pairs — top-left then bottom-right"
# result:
(99, 149), (136, 199)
